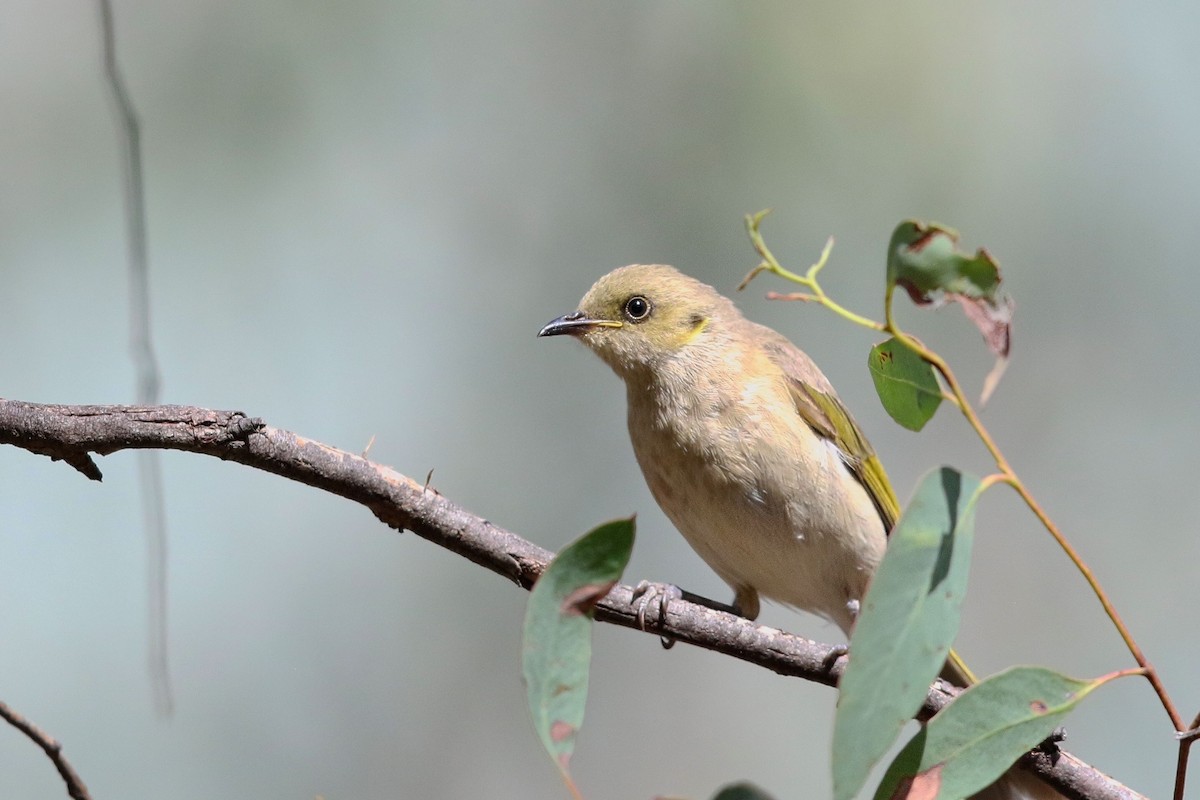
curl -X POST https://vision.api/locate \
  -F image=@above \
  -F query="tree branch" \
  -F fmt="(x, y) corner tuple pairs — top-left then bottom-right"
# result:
(0, 399), (1144, 800)
(0, 698), (92, 800)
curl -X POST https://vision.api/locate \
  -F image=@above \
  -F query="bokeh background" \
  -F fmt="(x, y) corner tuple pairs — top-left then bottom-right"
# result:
(2, 2), (1197, 798)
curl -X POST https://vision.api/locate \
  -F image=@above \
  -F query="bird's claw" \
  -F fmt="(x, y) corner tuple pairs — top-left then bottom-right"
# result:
(632, 581), (682, 649)
(1036, 727), (1066, 757)
(823, 643), (849, 672)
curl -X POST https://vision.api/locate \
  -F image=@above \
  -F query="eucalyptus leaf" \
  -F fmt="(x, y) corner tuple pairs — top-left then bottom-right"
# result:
(868, 337), (942, 431)
(832, 468), (984, 800)
(885, 220), (1013, 402)
(521, 518), (635, 785)
(875, 666), (1121, 800)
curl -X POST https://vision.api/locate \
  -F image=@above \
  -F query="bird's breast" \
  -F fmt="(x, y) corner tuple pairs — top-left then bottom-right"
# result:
(625, 372), (886, 631)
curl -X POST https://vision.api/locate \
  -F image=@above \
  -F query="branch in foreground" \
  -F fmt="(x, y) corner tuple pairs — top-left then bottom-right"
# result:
(0, 399), (1143, 800)
(0, 698), (92, 800)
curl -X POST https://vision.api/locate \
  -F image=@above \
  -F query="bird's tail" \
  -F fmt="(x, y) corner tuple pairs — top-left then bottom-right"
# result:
(940, 647), (978, 686)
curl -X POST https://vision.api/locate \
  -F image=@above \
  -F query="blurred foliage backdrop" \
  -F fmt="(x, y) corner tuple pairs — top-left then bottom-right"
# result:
(2, 2), (1198, 798)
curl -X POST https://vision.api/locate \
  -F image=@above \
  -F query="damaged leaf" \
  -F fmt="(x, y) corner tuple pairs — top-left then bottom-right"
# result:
(886, 221), (1013, 403)
(521, 517), (635, 790)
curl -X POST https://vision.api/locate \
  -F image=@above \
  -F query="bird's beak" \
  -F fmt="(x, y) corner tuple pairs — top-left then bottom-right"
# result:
(537, 310), (622, 338)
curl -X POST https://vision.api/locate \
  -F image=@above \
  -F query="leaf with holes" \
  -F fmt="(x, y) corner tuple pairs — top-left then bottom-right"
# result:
(886, 221), (1013, 403)
(521, 517), (635, 790)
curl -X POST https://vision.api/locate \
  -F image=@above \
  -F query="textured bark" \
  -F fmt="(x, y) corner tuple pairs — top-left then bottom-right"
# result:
(0, 399), (1144, 800)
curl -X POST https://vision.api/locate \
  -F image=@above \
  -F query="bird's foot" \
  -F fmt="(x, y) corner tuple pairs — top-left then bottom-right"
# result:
(823, 643), (849, 672)
(1036, 727), (1066, 758)
(631, 581), (682, 649)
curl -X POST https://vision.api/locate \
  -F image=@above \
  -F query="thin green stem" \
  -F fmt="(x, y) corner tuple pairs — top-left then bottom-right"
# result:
(560, 770), (586, 800)
(743, 215), (884, 332)
(979, 473), (1008, 492)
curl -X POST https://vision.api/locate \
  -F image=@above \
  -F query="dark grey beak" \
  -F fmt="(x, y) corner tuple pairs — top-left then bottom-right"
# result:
(538, 310), (616, 337)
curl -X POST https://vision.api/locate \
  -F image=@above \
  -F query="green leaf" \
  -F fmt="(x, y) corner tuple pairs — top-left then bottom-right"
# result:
(885, 221), (1013, 404)
(712, 782), (780, 800)
(868, 337), (943, 431)
(874, 666), (1121, 800)
(886, 221), (1000, 303)
(832, 468), (985, 800)
(521, 518), (635, 786)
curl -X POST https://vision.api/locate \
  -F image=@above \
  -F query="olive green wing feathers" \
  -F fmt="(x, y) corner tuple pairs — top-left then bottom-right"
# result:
(758, 328), (976, 684)
(795, 385), (901, 532)
(758, 330), (902, 532)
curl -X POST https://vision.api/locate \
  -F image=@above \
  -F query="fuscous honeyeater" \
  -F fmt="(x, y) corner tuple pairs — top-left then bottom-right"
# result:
(539, 264), (1059, 800)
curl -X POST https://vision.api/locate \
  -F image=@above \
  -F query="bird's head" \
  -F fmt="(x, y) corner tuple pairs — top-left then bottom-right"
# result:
(538, 264), (729, 378)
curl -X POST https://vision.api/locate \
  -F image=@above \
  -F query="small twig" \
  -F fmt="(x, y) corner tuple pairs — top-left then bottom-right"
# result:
(98, 0), (172, 716)
(0, 698), (92, 800)
(741, 213), (884, 332)
(1175, 740), (1192, 800)
(764, 291), (822, 303)
(98, 0), (153, 399)
(1174, 713), (1200, 800)
(1179, 715), (1200, 743)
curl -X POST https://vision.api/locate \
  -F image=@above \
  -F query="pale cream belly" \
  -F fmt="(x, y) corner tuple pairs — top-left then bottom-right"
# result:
(632, 412), (886, 634)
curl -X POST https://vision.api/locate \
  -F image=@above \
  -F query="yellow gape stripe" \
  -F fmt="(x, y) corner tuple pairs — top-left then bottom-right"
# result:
(680, 316), (709, 345)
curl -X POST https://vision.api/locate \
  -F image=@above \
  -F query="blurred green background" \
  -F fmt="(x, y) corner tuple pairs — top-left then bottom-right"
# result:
(2, 2), (1197, 798)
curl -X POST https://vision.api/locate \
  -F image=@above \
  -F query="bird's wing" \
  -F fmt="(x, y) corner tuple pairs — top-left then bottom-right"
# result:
(759, 329), (977, 685)
(758, 329), (902, 532)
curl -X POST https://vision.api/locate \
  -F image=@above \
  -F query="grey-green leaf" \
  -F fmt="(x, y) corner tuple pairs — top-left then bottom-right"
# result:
(868, 337), (943, 431)
(832, 468), (984, 800)
(874, 666), (1121, 800)
(885, 220), (1014, 403)
(522, 518), (635, 785)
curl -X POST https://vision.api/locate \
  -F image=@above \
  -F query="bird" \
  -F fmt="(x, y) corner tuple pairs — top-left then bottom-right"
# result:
(538, 263), (1058, 800)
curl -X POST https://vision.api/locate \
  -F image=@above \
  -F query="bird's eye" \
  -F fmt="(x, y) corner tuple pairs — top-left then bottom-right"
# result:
(623, 295), (652, 322)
